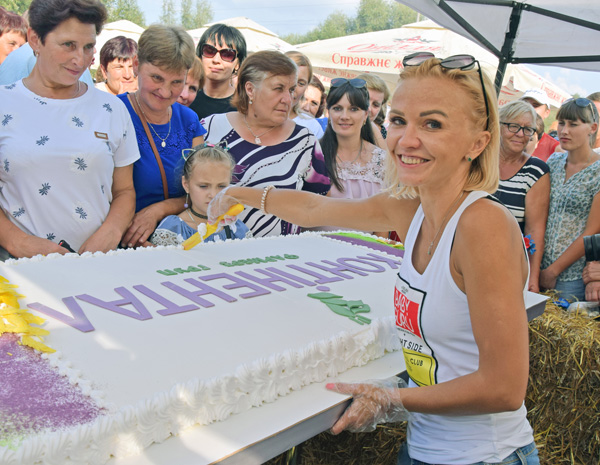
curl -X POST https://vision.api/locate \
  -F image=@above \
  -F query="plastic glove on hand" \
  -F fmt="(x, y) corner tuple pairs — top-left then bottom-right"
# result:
(326, 376), (409, 434)
(207, 186), (241, 224)
(182, 203), (244, 250)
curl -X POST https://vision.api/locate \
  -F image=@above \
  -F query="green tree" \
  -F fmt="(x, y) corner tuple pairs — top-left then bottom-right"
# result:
(351, 0), (392, 34)
(388, 3), (418, 28)
(180, 0), (194, 29)
(2, 0), (31, 15)
(160, 0), (177, 26)
(105, 0), (145, 26)
(193, 0), (213, 28)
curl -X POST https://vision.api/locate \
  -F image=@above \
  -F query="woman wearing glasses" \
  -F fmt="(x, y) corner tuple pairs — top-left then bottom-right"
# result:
(118, 25), (206, 248)
(495, 100), (550, 292)
(189, 24), (247, 120)
(202, 50), (330, 237)
(207, 53), (539, 464)
(540, 98), (600, 301)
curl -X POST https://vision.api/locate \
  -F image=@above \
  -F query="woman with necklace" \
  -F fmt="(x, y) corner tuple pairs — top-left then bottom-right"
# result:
(494, 100), (549, 292)
(202, 50), (330, 237)
(118, 24), (206, 248)
(0, 0), (140, 259)
(541, 97), (600, 301)
(209, 54), (540, 464)
(318, 78), (385, 232)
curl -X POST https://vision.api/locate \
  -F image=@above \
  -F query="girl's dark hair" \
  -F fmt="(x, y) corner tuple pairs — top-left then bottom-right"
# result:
(197, 23), (247, 68)
(28, 0), (106, 44)
(321, 82), (376, 192)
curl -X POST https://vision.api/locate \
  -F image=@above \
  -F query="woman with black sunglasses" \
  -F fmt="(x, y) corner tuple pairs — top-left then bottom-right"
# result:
(540, 97), (600, 301)
(318, 78), (385, 231)
(494, 100), (550, 293)
(207, 54), (540, 464)
(189, 24), (247, 121)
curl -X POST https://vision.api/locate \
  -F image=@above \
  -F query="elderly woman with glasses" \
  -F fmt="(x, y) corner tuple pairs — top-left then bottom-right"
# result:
(190, 23), (246, 120)
(202, 50), (330, 237)
(207, 52), (540, 464)
(494, 100), (550, 292)
(540, 97), (600, 301)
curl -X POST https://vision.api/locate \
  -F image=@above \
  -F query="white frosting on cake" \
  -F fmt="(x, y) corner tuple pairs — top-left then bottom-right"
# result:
(0, 233), (403, 465)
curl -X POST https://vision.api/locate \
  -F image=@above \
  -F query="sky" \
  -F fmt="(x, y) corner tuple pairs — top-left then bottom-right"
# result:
(141, 0), (599, 97)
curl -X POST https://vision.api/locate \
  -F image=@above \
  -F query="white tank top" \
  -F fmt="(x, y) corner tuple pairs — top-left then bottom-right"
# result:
(395, 191), (533, 463)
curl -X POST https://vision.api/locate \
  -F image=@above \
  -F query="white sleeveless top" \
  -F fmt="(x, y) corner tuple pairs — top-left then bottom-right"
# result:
(395, 191), (533, 463)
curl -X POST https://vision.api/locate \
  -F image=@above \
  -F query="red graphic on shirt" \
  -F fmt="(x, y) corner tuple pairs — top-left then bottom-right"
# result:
(394, 287), (422, 338)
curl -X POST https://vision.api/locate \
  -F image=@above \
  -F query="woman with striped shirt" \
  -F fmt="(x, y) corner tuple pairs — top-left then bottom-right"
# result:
(494, 100), (550, 292)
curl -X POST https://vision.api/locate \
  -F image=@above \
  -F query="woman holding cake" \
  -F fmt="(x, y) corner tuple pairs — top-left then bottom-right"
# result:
(0, 0), (140, 260)
(208, 54), (539, 463)
(118, 25), (206, 249)
(202, 50), (330, 237)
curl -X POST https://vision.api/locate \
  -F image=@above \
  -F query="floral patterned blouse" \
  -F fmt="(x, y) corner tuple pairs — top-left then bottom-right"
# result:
(542, 152), (600, 281)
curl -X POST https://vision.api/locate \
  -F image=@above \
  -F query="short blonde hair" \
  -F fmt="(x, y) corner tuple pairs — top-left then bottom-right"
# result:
(138, 24), (195, 73)
(384, 58), (499, 199)
(356, 73), (390, 104)
(499, 100), (537, 126)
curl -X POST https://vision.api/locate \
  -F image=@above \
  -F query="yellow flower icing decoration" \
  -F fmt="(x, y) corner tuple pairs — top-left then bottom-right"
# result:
(0, 275), (55, 353)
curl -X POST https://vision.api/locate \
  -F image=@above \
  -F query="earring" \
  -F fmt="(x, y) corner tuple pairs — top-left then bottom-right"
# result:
(249, 98), (253, 105)
(184, 193), (189, 209)
(33, 50), (39, 57)
(467, 157), (472, 162)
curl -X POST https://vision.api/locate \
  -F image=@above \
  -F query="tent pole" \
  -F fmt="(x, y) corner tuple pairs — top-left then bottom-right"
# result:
(494, 59), (507, 95)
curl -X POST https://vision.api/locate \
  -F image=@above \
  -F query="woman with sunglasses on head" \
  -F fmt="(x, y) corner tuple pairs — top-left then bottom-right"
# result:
(202, 50), (330, 237)
(208, 52), (539, 464)
(118, 25), (206, 248)
(319, 78), (385, 228)
(494, 100), (550, 293)
(189, 24), (246, 121)
(540, 98), (600, 301)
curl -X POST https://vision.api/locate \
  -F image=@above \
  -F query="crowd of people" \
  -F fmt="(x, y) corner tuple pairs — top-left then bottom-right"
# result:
(1, 0), (599, 463)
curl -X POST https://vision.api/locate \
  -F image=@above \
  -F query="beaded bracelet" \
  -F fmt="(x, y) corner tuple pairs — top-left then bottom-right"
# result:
(261, 185), (275, 214)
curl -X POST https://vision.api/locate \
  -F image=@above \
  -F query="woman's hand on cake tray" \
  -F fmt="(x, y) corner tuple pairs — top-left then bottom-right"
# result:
(121, 206), (163, 248)
(326, 377), (409, 434)
(11, 235), (68, 259)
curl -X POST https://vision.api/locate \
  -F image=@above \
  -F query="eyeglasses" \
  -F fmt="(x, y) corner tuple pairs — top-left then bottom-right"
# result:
(201, 44), (237, 63)
(562, 97), (598, 123)
(500, 122), (536, 137)
(331, 78), (367, 89)
(402, 52), (490, 131)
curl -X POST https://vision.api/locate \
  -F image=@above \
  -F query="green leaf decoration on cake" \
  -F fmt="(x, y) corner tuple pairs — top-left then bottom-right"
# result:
(308, 292), (372, 325)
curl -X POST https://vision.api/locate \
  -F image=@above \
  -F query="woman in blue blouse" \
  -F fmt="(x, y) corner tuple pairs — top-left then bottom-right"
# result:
(541, 98), (600, 300)
(118, 24), (206, 248)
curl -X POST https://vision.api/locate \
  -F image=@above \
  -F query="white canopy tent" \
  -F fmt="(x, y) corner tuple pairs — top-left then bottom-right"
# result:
(187, 17), (295, 53)
(395, 0), (600, 91)
(296, 19), (571, 107)
(93, 20), (144, 70)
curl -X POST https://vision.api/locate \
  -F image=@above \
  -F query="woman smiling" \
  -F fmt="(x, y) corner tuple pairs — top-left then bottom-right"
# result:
(118, 24), (206, 248)
(202, 50), (330, 237)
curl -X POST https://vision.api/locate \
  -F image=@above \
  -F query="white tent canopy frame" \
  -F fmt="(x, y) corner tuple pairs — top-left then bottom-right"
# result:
(395, 0), (600, 92)
(297, 20), (571, 107)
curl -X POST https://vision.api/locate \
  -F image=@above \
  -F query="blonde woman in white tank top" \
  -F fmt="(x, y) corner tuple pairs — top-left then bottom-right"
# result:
(207, 54), (538, 464)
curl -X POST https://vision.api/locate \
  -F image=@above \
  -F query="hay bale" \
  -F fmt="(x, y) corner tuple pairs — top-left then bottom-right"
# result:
(527, 300), (600, 464)
(268, 299), (600, 464)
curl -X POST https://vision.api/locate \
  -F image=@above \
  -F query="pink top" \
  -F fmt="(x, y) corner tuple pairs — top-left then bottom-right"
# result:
(329, 146), (386, 199)
(317, 147), (386, 232)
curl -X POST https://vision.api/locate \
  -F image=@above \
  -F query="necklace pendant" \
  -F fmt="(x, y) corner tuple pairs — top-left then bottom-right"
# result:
(161, 141), (166, 148)
(254, 136), (261, 145)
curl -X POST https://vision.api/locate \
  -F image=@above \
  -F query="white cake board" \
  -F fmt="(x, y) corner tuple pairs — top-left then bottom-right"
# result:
(110, 351), (405, 465)
(110, 292), (546, 465)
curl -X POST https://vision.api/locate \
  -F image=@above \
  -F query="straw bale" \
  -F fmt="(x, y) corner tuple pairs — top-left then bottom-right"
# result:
(527, 300), (600, 464)
(267, 299), (600, 464)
